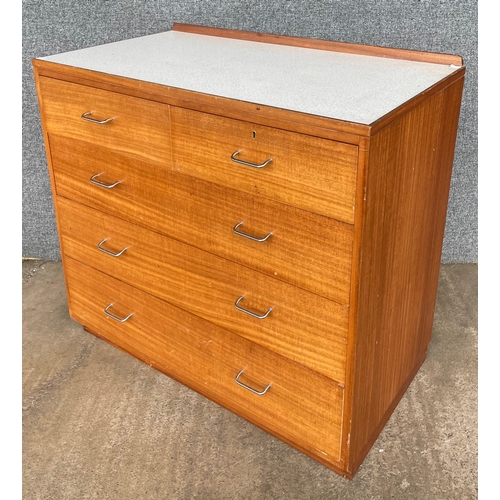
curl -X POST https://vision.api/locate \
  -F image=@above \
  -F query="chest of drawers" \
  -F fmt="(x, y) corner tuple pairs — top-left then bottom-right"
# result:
(32, 24), (465, 478)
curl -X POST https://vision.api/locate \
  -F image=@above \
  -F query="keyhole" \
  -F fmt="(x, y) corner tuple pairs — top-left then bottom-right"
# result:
(252, 131), (256, 139)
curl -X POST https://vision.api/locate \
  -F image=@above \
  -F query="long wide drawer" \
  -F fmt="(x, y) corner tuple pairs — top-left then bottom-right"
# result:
(64, 257), (344, 463)
(38, 76), (171, 166)
(50, 135), (353, 304)
(171, 107), (358, 223)
(57, 197), (349, 382)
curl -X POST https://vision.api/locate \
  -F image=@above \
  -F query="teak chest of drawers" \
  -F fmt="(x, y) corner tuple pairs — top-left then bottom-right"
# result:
(33, 24), (465, 478)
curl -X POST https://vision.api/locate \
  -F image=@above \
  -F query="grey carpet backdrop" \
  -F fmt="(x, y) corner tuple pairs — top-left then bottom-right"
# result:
(22, 0), (478, 262)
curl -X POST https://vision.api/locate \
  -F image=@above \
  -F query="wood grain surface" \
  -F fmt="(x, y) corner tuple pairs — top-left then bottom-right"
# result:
(65, 257), (345, 464)
(49, 134), (354, 303)
(57, 197), (349, 382)
(38, 76), (172, 166)
(345, 76), (465, 474)
(171, 107), (358, 223)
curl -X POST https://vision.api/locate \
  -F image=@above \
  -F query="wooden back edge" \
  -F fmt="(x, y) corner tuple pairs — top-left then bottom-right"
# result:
(172, 23), (463, 66)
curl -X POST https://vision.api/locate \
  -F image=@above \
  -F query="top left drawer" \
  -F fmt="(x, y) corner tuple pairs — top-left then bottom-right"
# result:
(37, 77), (171, 167)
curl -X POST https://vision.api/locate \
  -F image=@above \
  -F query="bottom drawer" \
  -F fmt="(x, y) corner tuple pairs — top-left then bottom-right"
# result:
(64, 257), (345, 464)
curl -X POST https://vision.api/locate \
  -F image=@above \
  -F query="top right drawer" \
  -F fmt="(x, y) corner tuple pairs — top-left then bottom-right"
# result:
(170, 107), (358, 223)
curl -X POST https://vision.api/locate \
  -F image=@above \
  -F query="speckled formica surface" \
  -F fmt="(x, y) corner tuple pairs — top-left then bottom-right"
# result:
(39, 30), (458, 125)
(23, 261), (477, 499)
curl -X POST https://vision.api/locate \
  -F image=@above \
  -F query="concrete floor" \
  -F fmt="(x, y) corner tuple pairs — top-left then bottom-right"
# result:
(22, 261), (477, 500)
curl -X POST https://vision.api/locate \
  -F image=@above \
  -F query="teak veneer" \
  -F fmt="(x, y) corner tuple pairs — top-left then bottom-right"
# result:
(33, 24), (465, 478)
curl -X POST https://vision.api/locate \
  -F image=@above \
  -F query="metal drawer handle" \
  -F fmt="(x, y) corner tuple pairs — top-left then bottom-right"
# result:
(81, 111), (114, 124)
(103, 303), (133, 323)
(234, 296), (272, 319)
(97, 238), (127, 257)
(90, 173), (122, 189)
(233, 222), (273, 242)
(231, 150), (273, 169)
(235, 370), (271, 396)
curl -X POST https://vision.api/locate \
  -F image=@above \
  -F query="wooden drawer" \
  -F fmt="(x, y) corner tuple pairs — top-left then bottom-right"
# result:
(64, 257), (345, 463)
(50, 135), (353, 304)
(171, 107), (358, 223)
(38, 76), (171, 166)
(57, 197), (349, 382)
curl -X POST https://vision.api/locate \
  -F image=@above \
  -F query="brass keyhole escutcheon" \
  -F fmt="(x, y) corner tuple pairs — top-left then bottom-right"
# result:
(252, 130), (256, 139)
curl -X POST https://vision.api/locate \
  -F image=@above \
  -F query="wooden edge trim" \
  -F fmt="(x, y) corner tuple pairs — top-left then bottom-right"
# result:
(369, 68), (466, 136)
(82, 325), (350, 478)
(172, 23), (463, 66)
(339, 137), (370, 467)
(32, 66), (74, 313)
(347, 351), (427, 475)
(31, 58), (370, 141)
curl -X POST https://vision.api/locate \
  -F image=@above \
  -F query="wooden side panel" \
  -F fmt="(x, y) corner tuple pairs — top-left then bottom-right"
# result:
(346, 77), (465, 473)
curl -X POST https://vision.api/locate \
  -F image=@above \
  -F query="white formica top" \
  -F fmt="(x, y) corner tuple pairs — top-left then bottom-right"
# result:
(40, 30), (459, 125)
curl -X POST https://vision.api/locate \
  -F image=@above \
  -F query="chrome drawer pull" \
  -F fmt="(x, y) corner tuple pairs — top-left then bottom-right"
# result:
(81, 111), (114, 124)
(103, 303), (133, 323)
(235, 370), (271, 396)
(97, 238), (127, 257)
(233, 222), (273, 242)
(90, 173), (122, 189)
(234, 296), (272, 319)
(231, 150), (273, 169)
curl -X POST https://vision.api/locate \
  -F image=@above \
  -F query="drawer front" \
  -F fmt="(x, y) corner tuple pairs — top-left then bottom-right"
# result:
(171, 107), (358, 223)
(57, 197), (349, 382)
(38, 76), (171, 166)
(50, 135), (353, 304)
(64, 257), (344, 462)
